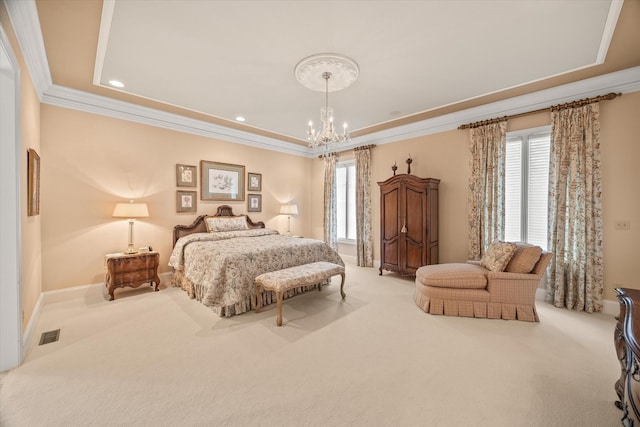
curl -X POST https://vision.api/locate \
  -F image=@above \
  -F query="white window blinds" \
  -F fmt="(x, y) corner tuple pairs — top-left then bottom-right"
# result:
(505, 138), (522, 242)
(505, 129), (551, 250)
(526, 134), (550, 249)
(336, 161), (356, 241)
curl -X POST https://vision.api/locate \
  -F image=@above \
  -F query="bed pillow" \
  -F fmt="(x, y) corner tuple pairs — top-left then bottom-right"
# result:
(204, 215), (249, 233)
(480, 240), (517, 272)
(505, 242), (542, 274)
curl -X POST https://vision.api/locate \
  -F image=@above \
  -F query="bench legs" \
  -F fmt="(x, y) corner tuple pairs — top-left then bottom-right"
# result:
(255, 273), (346, 326)
(275, 291), (284, 326)
(255, 285), (286, 326)
(323, 273), (345, 299)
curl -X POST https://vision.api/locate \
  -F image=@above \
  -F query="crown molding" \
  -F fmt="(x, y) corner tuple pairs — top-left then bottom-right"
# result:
(8, 0), (640, 157)
(597, 0), (624, 64)
(4, 0), (51, 99)
(41, 65), (640, 158)
(352, 66), (640, 147)
(42, 84), (312, 157)
(93, 0), (116, 86)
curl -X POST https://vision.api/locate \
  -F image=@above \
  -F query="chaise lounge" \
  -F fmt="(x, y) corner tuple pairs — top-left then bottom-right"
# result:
(414, 241), (552, 322)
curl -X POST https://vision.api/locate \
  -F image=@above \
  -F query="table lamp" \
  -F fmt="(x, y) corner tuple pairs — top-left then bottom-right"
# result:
(113, 200), (149, 254)
(280, 203), (299, 235)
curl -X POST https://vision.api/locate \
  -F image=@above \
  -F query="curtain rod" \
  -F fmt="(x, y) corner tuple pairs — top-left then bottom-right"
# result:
(353, 144), (376, 152)
(458, 92), (622, 130)
(317, 144), (376, 159)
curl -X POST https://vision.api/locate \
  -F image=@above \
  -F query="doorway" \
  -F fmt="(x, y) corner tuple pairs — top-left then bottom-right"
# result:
(0, 25), (23, 372)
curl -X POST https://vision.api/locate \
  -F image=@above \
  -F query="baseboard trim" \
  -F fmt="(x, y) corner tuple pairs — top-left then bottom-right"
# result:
(41, 282), (105, 305)
(602, 298), (620, 317)
(40, 272), (172, 306)
(340, 254), (357, 265)
(340, 255), (384, 270)
(22, 292), (43, 355)
(535, 287), (618, 317)
(22, 272), (172, 353)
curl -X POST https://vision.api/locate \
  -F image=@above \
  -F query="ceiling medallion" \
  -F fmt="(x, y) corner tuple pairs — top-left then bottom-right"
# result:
(295, 53), (359, 92)
(294, 54), (359, 149)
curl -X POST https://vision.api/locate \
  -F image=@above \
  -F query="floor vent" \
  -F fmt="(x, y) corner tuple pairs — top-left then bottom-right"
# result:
(39, 329), (60, 345)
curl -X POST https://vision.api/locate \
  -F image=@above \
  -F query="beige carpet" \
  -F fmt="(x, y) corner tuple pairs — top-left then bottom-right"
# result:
(0, 261), (621, 426)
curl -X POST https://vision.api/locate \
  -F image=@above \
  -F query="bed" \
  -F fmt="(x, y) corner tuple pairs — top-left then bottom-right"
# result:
(169, 205), (344, 317)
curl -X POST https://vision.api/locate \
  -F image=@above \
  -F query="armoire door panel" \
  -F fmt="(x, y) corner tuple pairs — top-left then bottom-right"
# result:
(382, 188), (399, 240)
(405, 187), (425, 243)
(429, 189), (439, 243)
(383, 241), (399, 267)
(406, 241), (425, 271)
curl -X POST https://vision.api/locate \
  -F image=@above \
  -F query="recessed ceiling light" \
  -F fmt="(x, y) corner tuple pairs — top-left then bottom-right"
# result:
(235, 116), (246, 122)
(108, 80), (124, 88)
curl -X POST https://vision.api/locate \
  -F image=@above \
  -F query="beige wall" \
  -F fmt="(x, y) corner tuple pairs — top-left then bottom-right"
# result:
(312, 91), (640, 303)
(1, 3), (43, 332)
(39, 105), (314, 291)
(600, 92), (640, 300)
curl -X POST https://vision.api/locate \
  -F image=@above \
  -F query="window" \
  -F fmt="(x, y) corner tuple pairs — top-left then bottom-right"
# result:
(505, 127), (551, 250)
(336, 160), (356, 242)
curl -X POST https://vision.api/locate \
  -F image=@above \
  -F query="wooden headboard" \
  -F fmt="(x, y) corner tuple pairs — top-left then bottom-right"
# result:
(172, 205), (265, 247)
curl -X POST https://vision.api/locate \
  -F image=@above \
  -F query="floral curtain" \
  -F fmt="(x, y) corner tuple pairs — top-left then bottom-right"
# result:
(468, 121), (507, 259)
(323, 153), (338, 251)
(355, 147), (373, 267)
(546, 103), (603, 312)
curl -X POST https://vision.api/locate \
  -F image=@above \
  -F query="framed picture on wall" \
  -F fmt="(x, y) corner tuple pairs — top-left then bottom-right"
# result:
(200, 160), (245, 201)
(247, 172), (262, 191)
(176, 164), (197, 187)
(27, 148), (40, 216)
(247, 194), (262, 212)
(176, 190), (197, 213)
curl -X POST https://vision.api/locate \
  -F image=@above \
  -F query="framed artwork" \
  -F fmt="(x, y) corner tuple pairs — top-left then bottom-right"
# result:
(200, 160), (245, 201)
(247, 194), (262, 212)
(176, 164), (197, 187)
(176, 190), (197, 213)
(27, 148), (40, 216)
(248, 172), (262, 191)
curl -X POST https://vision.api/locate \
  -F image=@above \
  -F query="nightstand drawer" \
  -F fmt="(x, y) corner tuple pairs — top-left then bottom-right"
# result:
(111, 269), (156, 285)
(112, 256), (158, 273)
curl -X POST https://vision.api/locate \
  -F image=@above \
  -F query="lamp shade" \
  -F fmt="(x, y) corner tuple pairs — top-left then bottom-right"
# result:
(113, 201), (149, 218)
(280, 204), (298, 215)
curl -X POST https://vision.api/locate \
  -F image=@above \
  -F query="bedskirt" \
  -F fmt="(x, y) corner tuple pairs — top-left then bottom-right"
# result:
(172, 270), (325, 317)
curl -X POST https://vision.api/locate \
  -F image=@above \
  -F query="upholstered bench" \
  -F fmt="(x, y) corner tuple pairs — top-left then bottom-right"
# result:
(255, 261), (346, 326)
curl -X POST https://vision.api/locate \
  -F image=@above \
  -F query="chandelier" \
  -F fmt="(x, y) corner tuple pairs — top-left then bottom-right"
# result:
(294, 54), (359, 150)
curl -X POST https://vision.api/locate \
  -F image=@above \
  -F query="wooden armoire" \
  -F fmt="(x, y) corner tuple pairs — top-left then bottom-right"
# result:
(378, 174), (439, 276)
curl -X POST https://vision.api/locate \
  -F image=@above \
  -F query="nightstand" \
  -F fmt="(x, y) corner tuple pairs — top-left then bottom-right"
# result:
(105, 251), (160, 300)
